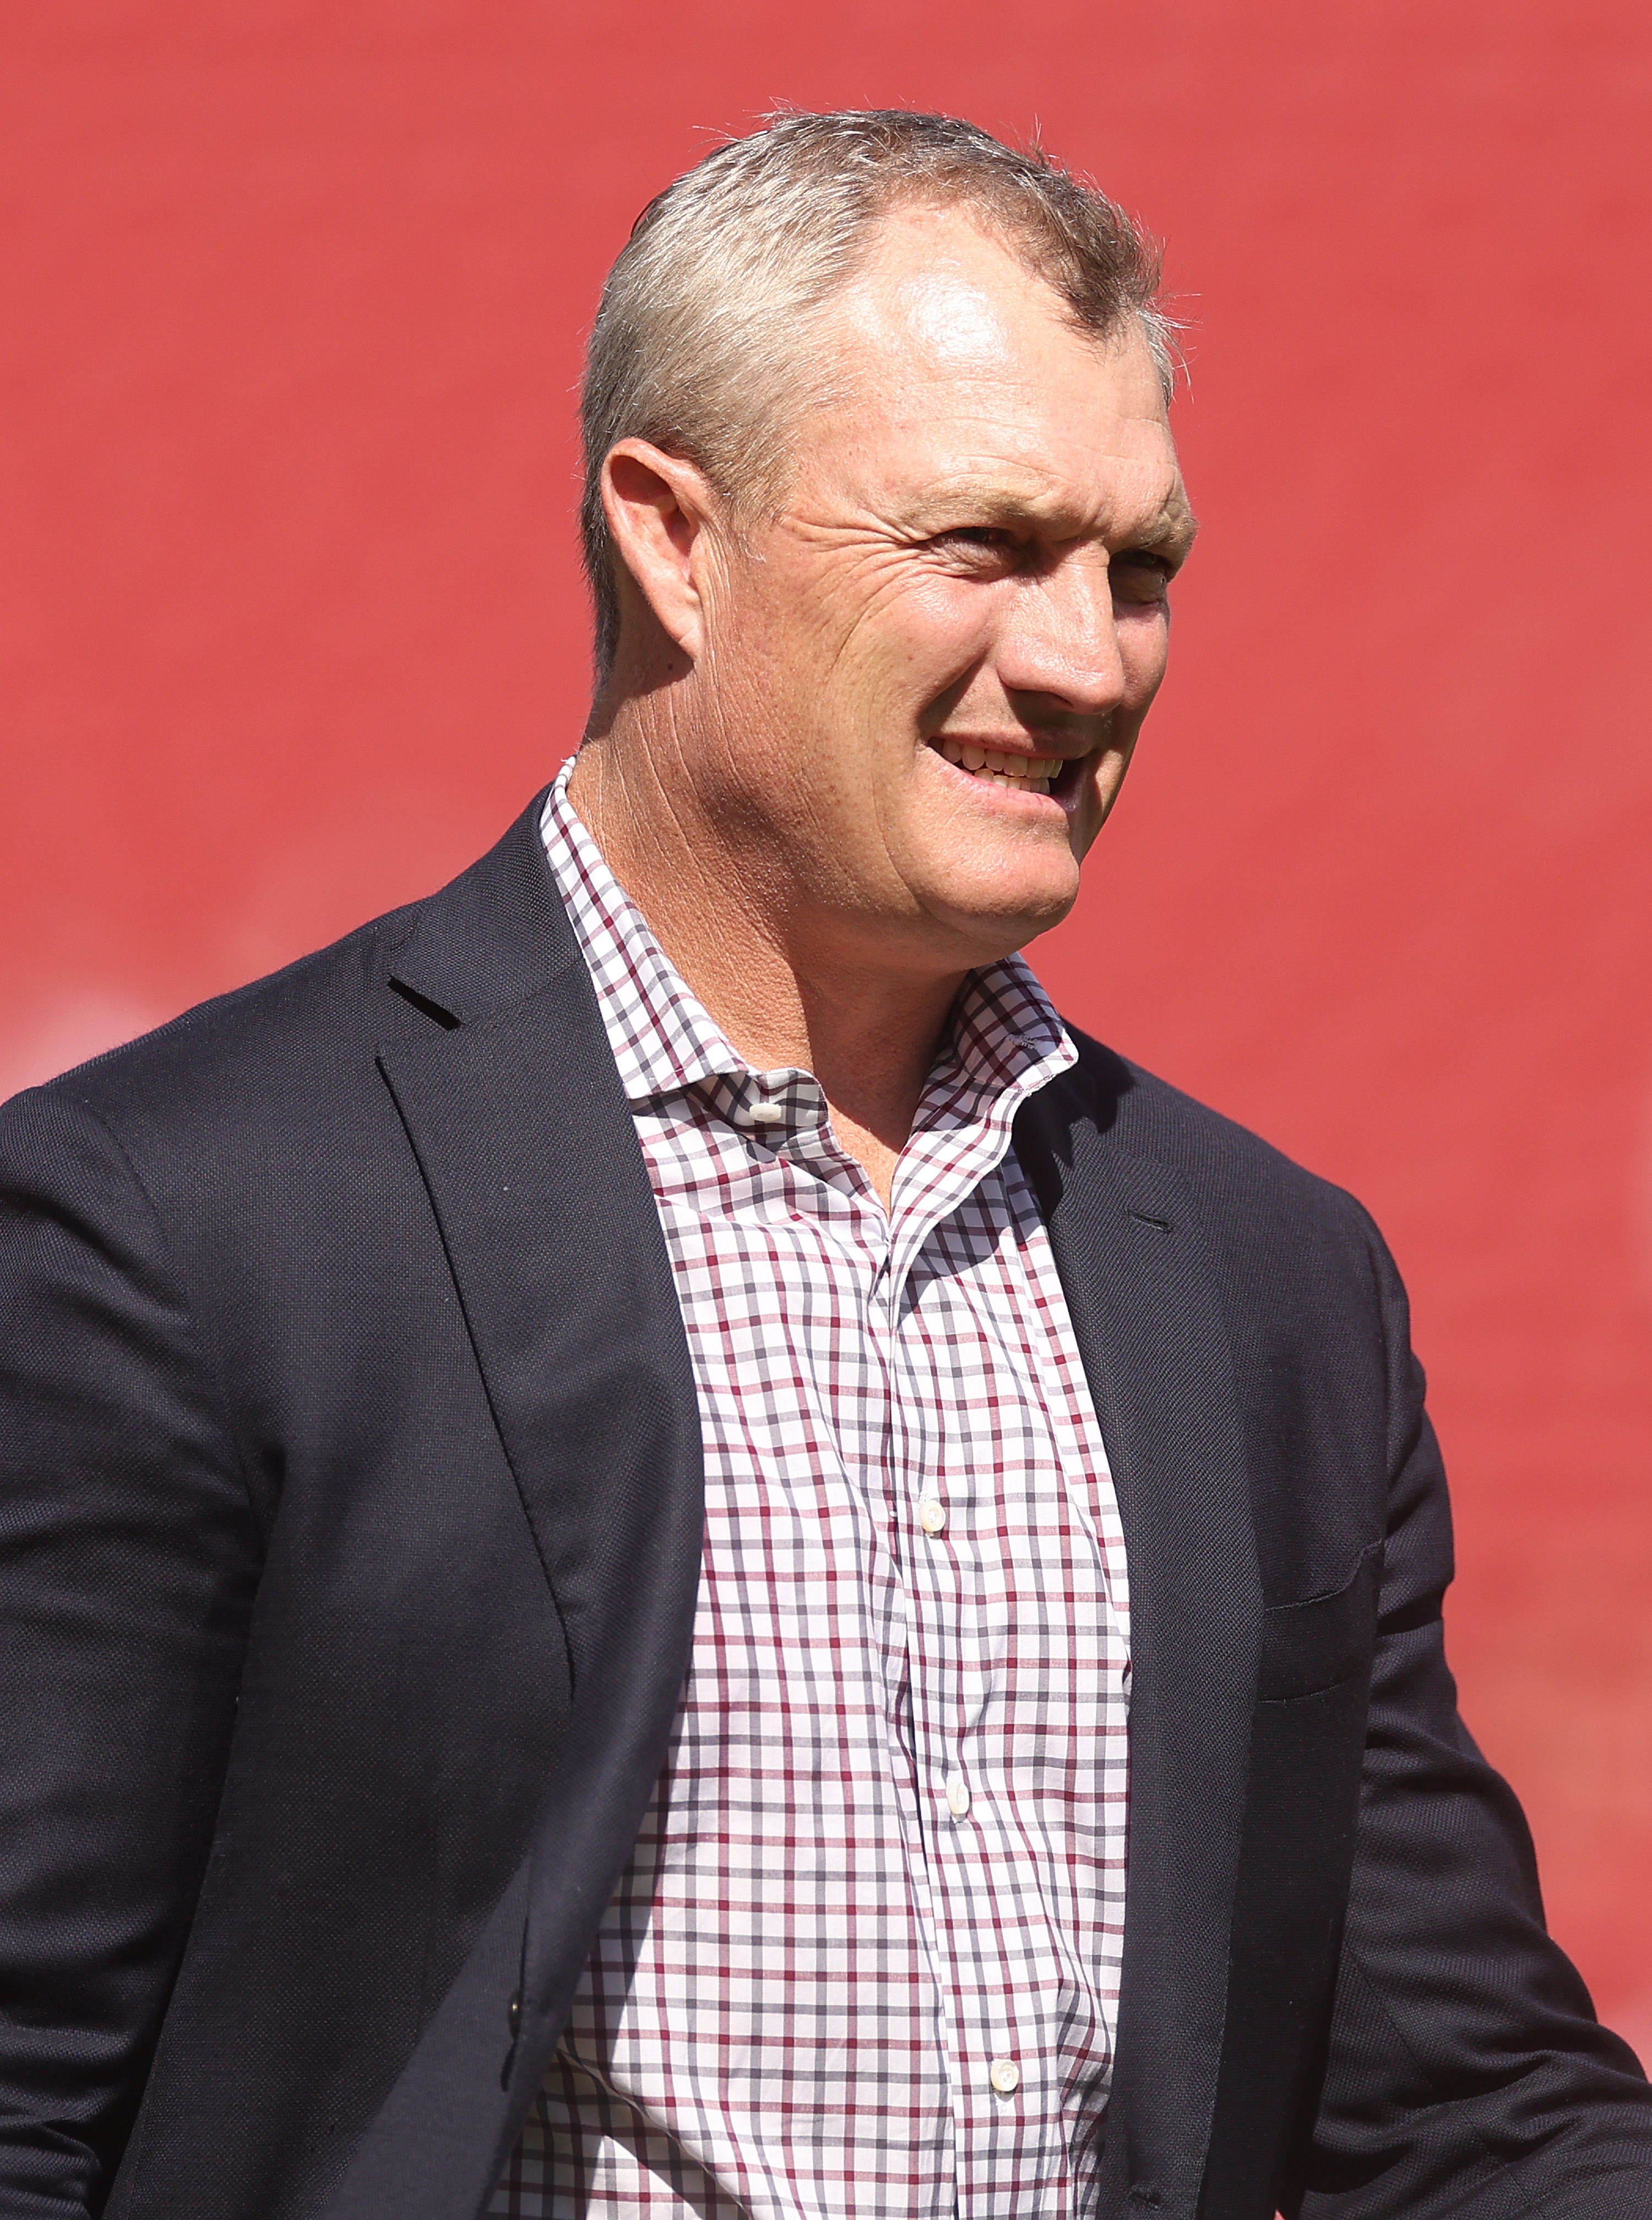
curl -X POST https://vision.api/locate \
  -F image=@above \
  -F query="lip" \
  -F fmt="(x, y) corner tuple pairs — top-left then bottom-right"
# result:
(924, 736), (1089, 818)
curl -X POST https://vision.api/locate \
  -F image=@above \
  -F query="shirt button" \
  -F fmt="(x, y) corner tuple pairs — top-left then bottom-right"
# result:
(944, 1775), (970, 1819)
(748, 1102), (786, 1127)
(988, 2058), (1021, 2094)
(917, 1498), (947, 1535)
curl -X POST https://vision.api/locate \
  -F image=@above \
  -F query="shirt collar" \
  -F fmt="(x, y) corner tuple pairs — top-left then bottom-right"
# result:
(540, 755), (1077, 1118)
(541, 760), (747, 1104)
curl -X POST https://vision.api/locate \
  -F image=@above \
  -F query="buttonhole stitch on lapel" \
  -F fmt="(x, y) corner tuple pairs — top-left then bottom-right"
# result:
(1126, 1207), (1173, 1233)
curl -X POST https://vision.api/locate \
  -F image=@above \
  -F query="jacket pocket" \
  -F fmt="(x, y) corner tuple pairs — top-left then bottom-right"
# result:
(1257, 1542), (1382, 1701)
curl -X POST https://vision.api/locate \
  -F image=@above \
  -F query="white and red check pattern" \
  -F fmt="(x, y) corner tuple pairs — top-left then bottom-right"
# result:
(489, 761), (1131, 2220)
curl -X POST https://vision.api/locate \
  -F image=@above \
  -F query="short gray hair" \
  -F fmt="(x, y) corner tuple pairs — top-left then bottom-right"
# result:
(580, 108), (1173, 681)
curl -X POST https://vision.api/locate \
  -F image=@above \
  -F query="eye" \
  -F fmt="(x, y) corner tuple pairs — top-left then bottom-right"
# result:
(1111, 551), (1174, 603)
(931, 525), (1030, 570)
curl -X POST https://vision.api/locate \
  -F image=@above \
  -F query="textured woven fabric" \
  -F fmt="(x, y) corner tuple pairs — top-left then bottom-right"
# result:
(489, 763), (1131, 2220)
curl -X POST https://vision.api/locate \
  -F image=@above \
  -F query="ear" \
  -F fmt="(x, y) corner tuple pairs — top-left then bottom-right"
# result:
(600, 438), (721, 662)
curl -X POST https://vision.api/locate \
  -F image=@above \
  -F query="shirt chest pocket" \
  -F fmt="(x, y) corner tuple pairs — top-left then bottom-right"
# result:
(1256, 1542), (1382, 1702)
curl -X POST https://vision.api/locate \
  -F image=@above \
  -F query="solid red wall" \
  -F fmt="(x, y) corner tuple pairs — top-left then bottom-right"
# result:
(3, 1), (1649, 2053)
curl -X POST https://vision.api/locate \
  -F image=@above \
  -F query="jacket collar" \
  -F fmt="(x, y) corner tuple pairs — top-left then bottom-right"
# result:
(378, 785), (582, 1026)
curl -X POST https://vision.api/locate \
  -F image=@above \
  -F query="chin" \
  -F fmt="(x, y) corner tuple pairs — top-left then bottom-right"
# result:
(931, 883), (1079, 966)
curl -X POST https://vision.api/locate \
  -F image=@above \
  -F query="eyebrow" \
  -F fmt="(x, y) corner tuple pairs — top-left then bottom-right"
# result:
(1142, 499), (1200, 561)
(898, 477), (1198, 559)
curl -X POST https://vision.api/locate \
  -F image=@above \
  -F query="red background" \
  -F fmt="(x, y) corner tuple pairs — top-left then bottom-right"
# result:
(3, 2), (1649, 2053)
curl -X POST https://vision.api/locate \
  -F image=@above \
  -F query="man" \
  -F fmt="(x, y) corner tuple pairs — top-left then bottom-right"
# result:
(0, 107), (1646, 2220)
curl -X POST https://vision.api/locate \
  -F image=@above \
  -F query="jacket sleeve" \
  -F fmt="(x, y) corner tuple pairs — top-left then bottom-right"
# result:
(1293, 1210), (1652, 2217)
(0, 1083), (262, 2218)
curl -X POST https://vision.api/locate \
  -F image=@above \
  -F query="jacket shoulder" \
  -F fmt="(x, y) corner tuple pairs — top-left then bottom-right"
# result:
(1057, 1024), (1372, 1243)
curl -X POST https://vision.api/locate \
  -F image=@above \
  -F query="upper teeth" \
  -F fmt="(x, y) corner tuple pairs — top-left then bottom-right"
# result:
(937, 739), (1065, 787)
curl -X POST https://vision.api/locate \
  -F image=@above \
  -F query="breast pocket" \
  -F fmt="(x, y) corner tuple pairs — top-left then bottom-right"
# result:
(1257, 1542), (1382, 1702)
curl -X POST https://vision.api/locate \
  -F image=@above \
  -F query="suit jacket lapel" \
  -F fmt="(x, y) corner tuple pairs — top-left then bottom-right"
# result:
(1018, 1072), (1262, 2220)
(329, 796), (705, 2218)
(373, 795), (703, 1716)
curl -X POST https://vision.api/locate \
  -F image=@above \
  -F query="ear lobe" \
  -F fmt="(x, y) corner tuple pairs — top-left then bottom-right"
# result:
(601, 438), (716, 661)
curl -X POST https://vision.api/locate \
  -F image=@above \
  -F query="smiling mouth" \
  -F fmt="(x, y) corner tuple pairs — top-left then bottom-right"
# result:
(933, 736), (1072, 796)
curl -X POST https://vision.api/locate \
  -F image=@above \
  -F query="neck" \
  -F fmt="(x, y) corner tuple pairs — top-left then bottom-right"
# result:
(567, 703), (965, 1209)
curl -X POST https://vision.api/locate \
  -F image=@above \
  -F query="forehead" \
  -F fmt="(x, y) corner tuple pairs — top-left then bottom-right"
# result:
(803, 204), (1186, 540)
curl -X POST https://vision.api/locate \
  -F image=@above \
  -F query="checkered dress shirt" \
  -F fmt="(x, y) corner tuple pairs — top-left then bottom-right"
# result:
(489, 762), (1131, 2220)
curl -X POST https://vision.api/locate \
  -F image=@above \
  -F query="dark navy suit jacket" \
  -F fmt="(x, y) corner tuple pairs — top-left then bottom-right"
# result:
(1, 795), (1647, 2220)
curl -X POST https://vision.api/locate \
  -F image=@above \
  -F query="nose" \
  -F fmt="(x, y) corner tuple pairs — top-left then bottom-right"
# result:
(993, 551), (1129, 719)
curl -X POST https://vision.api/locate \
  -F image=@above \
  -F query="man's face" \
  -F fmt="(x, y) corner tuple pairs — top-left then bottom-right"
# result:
(680, 204), (1195, 975)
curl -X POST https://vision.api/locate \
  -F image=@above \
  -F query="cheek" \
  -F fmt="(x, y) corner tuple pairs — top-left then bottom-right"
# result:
(1117, 607), (1173, 702)
(840, 580), (997, 708)
(721, 548), (992, 730)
